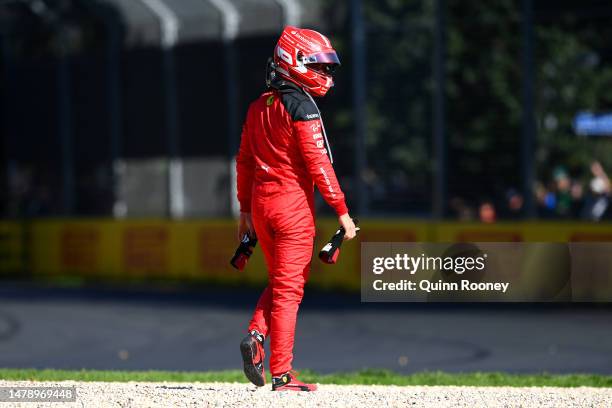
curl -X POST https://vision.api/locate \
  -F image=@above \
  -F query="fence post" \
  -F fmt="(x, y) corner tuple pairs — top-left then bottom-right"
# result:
(57, 36), (75, 215)
(521, 0), (536, 218)
(351, 0), (368, 216)
(432, 0), (447, 219)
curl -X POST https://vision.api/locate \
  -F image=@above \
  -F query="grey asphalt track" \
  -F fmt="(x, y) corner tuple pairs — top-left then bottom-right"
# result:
(0, 284), (611, 374)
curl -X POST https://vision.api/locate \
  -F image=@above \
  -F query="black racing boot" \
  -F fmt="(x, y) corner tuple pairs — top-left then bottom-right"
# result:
(240, 330), (266, 386)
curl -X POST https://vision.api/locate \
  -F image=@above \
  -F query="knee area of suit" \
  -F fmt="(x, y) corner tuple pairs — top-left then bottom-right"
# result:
(271, 285), (304, 302)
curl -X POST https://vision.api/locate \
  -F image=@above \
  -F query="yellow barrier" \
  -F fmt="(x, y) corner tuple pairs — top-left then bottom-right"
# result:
(2, 219), (612, 291)
(28, 219), (269, 284)
(435, 221), (612, 242)
(0, 222), (23, 274)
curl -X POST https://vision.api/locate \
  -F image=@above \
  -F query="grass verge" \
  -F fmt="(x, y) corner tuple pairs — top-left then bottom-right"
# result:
(0, 369), (611, 387)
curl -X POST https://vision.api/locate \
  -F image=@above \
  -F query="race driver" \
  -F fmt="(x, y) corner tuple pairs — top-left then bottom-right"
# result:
(236, 26), (357, 391)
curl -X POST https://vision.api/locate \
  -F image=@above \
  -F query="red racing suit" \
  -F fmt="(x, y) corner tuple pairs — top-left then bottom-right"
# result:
(236, 82), (348, 376)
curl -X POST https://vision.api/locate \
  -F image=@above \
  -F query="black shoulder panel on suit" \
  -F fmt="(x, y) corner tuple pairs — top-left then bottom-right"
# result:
(279, 88), (320, 122)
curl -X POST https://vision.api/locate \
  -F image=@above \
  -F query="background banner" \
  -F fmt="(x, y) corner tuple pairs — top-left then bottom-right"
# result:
(1, 219), (612, 297)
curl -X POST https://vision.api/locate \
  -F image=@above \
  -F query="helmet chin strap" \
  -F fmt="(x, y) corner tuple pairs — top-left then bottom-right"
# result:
(302, 89), (334, 164)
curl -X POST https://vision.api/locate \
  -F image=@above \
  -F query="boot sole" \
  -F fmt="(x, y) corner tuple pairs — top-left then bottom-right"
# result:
(273, 384), (317, 392)
(240, 337), (265, 387)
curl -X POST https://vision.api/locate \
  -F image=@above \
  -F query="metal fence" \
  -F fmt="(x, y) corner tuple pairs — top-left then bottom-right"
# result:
(1, 0), (611, 221)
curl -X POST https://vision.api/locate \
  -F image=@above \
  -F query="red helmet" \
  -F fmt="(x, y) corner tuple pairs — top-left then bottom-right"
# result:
(273, 26), (340, 97)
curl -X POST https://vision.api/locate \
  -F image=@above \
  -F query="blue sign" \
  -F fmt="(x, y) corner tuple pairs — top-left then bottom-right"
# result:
(573, 112), (612, 136)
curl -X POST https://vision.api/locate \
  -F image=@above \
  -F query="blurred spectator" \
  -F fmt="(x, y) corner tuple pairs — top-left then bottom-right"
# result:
(553, 167), (572, 218)
(570, 181), (584, 218)
(535, 181), (556, 219)
(449, 197), (476, 221)
(534, 167), (586, 220)
(478, 200), (496, 223)
(581, 161), (611, 221)
(504, 188), (524, 219)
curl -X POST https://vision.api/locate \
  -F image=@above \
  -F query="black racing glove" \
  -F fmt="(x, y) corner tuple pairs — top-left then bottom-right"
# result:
(319, 219), (360, 264)
(230, 234), (258, 271)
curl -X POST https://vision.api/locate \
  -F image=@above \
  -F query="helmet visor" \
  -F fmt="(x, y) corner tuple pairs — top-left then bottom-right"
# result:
(304, 51), (341, 65)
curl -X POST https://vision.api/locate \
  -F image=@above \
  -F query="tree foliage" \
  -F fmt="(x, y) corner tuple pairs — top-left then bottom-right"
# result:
(326, 0), (612, 213)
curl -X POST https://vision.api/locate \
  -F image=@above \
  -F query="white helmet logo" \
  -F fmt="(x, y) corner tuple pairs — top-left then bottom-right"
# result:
(277, 46), (293, 65)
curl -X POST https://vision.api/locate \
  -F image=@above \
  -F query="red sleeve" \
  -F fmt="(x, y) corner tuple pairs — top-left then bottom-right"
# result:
(295, 119), (349, 216)
(236, 118), (255, 213)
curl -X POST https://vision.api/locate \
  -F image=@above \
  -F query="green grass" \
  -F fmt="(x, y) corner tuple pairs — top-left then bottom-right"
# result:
(0, 369), (611, 387)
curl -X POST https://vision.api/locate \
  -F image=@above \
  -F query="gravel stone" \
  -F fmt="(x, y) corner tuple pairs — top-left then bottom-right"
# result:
(0, 381), (610, 407)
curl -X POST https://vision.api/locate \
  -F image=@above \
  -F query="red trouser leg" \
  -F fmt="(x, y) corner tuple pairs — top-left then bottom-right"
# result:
(248, 196), (314, 376)
(268, 231), (312, 375)
(249, 286), (272, 336)
(248, 215), (274, 336)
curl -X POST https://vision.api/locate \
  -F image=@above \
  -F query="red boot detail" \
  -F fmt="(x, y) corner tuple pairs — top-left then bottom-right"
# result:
(272, 371), (317, 392)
